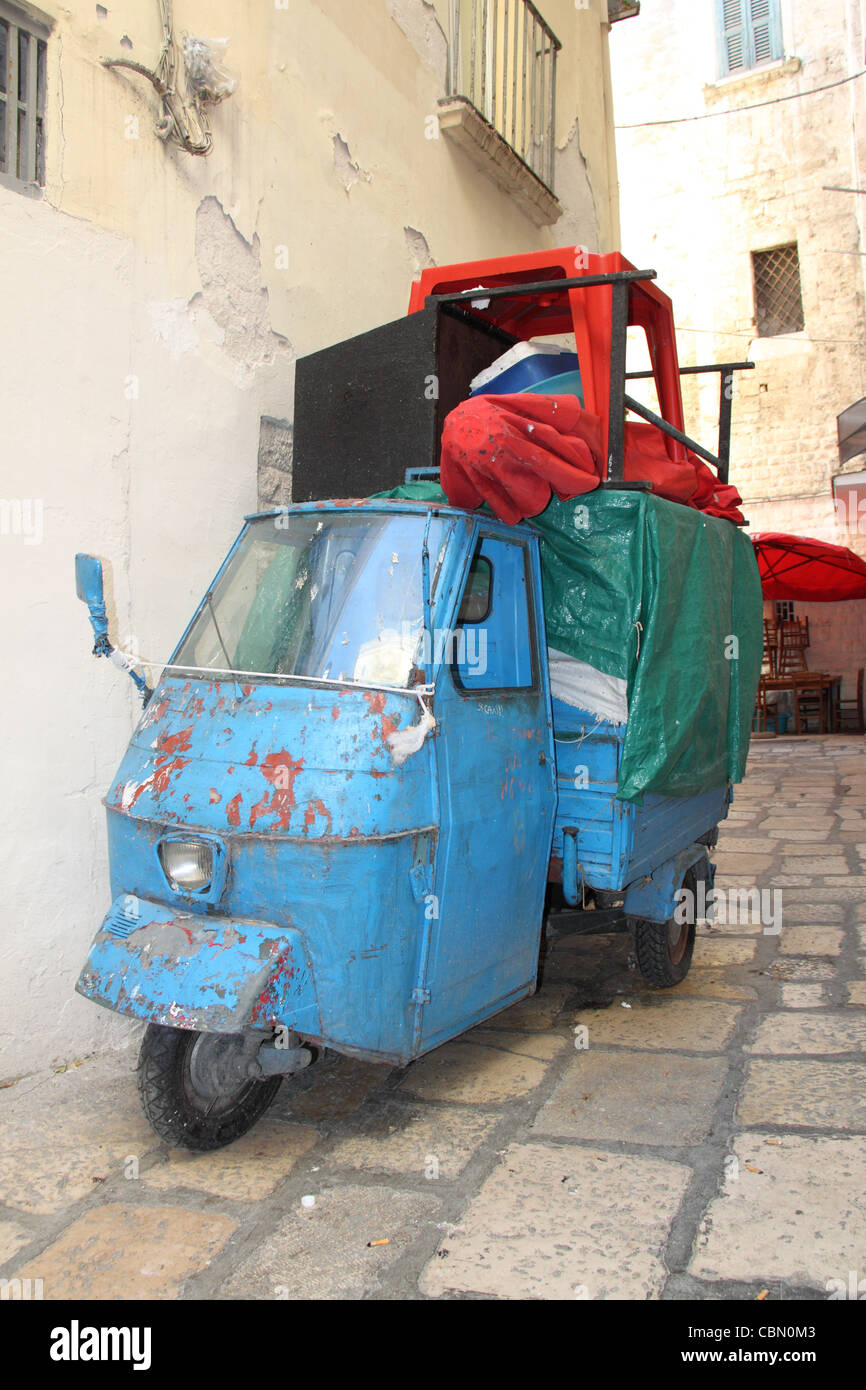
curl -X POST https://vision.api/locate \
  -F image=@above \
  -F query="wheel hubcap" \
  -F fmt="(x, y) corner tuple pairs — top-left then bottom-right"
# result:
(186, 1033), (256, 1114)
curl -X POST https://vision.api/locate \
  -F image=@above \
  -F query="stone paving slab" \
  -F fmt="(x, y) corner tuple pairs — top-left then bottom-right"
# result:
(400, 1041), (549, 1104)
(485, 985), (572, 1031)
(467, 1030), (568, 1061)
(217, 1185), (440, 1300)
(0, 1220), (33, 1264)
(774, 902), (846, 922)
(632, 967), (756, 1001)
(696, 906), (767, 936)
(691, 936), (758, 965)
(780, 843), (847, 856)
(781, 858), (848, 875)
(327, 1102), (500, 1178)
(570, 998), (743, 1052)
(765, 956), (838, 981)
(767, 828), (831, 840)
(690, 1134), (866, 1290)
(144, 1120), (320, 1201)
(10, 1204), (237, 1300)
(0, 1052), (156, 1215)
(273, 1055), (388, 1122)
(740, 1060), (866, 1130)
(747, 1012), (866, 1055)
(778, 927), (845, 956)
(778, 983), (828, 1009)
(419, 1142), (690, 1300)
(532, 1050), (727, 1146)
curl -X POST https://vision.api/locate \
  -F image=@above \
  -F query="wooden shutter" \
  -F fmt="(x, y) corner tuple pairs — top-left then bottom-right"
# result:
(749, 0), (782, 66)
(719, 0), (747, 75)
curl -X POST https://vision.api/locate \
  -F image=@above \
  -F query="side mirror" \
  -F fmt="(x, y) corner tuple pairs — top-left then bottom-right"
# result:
(74, 552), (152, 706)
(75, 552), (105, 607)
(75, 553), (110, 651)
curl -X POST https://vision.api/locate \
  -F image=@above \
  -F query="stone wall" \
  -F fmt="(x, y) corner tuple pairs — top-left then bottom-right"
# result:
(611, 0), (866, 560)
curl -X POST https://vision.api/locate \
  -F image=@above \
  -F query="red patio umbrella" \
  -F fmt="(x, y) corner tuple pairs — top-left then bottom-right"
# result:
(751, 532), (866, 602)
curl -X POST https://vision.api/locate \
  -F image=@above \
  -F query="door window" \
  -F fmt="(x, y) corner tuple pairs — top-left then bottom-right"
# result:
(453, 536), (535, 691)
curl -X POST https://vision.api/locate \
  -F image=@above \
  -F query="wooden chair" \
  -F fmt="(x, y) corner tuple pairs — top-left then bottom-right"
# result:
(778, 617), (810, 675)
(796, 675), (829, 733)
(779, 645), (808, 675)
(754, 679), (769, 732)
(836, 668), (865, 733)
(762, 620), (780, 677)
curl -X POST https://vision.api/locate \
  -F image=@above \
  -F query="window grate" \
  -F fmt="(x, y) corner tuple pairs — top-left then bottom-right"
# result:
(0, 3), (48, 187)
(752, 244), (805, 336)
(449, 0), (560, 191)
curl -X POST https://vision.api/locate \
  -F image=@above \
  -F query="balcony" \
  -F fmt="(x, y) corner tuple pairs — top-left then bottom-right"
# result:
(439, 0), (562, 226)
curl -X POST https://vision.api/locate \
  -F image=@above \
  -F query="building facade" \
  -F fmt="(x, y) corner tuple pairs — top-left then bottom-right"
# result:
(611, 0), (866, 684)
(1, 0), (625, 1075)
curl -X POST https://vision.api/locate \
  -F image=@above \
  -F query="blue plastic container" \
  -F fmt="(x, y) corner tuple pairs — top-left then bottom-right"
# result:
(523, 368), (584, 405)
(470, 347), (581, 396)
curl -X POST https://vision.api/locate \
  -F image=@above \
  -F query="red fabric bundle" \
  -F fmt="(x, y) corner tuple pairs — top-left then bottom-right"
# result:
(440, 394), (746, 525)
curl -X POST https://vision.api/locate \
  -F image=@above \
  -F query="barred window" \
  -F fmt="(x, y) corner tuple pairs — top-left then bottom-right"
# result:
(752, 244), (805, 337)
(0, 2), (49, 188)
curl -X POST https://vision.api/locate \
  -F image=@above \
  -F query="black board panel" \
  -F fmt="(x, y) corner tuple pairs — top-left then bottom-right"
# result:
(292, 305), (515, 502)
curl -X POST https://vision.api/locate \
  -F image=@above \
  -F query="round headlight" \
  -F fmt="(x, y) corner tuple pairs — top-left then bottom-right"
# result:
(159, 839), (213, 893)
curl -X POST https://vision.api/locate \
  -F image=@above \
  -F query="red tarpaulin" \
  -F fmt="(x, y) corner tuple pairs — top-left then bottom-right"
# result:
(751, 532), (866, 602)
(440, 394), (747, 526)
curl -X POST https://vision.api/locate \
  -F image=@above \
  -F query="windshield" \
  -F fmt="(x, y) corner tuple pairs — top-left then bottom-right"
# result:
(172, 510), (454, 688)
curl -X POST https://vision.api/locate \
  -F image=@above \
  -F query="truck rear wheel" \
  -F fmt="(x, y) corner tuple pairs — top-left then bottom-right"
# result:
(633, 863), (700, 988)
(137, 1024), (282, 1151)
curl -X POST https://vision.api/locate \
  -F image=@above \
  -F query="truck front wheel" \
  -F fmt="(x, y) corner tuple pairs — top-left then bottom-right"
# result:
(633, 863), (701, 988)
(137, 1024), (283, 1151)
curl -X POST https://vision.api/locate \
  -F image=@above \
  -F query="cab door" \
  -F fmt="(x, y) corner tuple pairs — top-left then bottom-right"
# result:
(421, 528), (557, 1049)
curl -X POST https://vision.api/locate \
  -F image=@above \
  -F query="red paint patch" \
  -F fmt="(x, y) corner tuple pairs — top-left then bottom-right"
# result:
(331, 706), (340, 721)
(209, 788), (222, 805)
(363, 690), (401, 746)
(303, 798), (333, 835)
(126, 755), (192, 809)
(245, 745), (258, 767)
(226, 792), (243, 827)
(249, 792), (271, 828)
(259, 750), (305, 829)
(157, 725), (194, 757)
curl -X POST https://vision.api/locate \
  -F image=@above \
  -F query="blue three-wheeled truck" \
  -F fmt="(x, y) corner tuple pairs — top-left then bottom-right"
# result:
(74, 250), (763, 1149)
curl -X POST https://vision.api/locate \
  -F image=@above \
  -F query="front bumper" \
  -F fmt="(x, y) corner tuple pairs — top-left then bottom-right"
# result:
(76, 895), (320, 1035)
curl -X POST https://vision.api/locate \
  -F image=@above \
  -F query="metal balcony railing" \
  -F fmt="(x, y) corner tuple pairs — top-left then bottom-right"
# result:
(447, 0), (561, 191)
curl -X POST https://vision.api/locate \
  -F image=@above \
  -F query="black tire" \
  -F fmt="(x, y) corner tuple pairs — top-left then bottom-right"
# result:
(137, 1024), (282, 1151)
(633, 863), (700, 988)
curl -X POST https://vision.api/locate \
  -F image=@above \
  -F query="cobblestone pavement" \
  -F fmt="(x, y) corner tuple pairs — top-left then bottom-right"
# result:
(2, 736), (865, 1301)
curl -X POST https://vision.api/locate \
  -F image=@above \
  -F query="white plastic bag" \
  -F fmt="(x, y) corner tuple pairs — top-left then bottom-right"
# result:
(183, 36), (237, 103)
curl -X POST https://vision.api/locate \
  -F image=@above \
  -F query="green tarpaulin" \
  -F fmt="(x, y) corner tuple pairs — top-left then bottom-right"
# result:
(374, 484), (764, 803)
